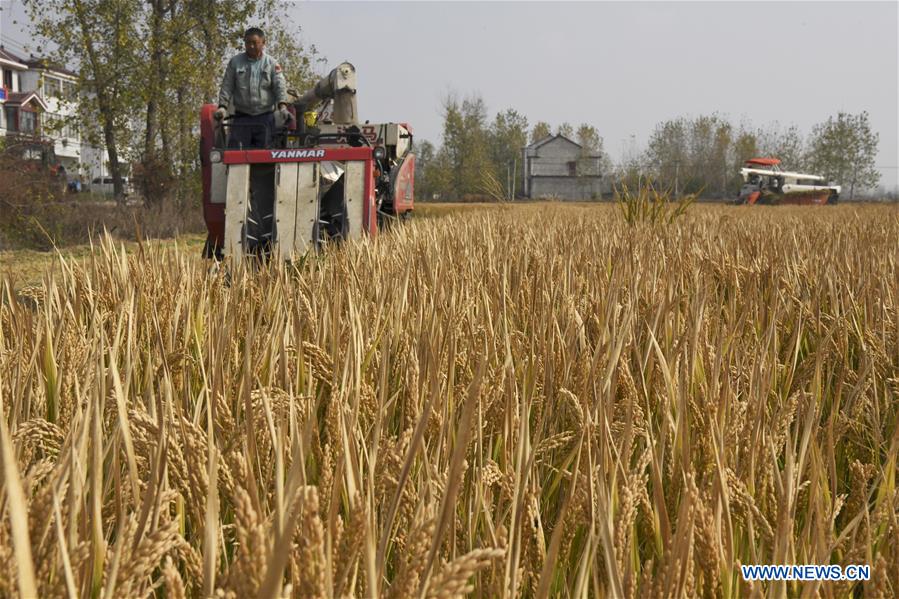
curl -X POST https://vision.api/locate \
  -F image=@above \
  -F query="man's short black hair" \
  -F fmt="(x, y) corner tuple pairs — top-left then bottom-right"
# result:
(244, 27), (265, 39)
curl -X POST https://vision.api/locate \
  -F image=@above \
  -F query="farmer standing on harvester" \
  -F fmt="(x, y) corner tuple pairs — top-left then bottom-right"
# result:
(215, 26), (293, 149)
(215, 26), (293, 254)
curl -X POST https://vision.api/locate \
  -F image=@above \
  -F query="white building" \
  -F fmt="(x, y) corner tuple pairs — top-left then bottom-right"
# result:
(1, 45), (107, 180)
(522, 134), (605, 200)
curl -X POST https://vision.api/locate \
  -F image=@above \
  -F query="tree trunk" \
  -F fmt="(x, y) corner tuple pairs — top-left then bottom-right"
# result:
(142, 0), (166, 206)
(104, 119), (125, 204)
(72, 0), (127, 204)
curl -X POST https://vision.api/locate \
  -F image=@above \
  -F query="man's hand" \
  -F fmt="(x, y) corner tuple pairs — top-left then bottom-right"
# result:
(278, 103), (294, 124)
(214, 106), (227, 120)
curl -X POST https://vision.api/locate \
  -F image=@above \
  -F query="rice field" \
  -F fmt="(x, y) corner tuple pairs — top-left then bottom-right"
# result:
(1, 202), (897, 598)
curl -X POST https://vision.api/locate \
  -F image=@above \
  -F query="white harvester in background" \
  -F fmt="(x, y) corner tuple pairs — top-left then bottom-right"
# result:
(737, 158), (840, 205)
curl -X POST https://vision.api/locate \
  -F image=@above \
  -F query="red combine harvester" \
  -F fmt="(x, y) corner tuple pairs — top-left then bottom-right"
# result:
(200, 62), (415, 260)
(737, 158), (840, 205)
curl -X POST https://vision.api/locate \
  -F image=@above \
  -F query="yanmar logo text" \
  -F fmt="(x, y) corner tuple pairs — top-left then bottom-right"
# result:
(270, 149), (326, 159)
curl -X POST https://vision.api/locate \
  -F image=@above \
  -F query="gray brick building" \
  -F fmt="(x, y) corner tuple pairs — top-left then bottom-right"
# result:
(522, 134), (605, 199)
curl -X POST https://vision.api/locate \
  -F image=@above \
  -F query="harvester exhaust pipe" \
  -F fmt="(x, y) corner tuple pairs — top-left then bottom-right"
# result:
(295, 62), (358, 125)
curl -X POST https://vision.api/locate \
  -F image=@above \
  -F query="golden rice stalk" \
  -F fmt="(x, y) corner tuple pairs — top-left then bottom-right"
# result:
(0, 405), (38, 598)
(426, 548), (505, 599)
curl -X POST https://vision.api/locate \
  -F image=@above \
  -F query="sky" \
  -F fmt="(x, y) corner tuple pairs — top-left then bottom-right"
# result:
(2, 1), (897, 189)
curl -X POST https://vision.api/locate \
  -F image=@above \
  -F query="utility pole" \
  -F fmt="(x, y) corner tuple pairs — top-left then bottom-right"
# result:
(511, 157), (517, 200)
(674, 160), (680, 198)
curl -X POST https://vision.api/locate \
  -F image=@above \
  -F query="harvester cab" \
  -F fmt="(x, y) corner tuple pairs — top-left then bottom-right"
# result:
(200, 62), (415, 260)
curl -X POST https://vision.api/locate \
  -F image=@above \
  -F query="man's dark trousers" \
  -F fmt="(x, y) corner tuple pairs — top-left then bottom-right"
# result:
(227, 111), (275, 149)
(228, 111), (276, 255)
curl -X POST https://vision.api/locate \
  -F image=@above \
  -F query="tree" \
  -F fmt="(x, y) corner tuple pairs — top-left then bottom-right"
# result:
(26, 0), (143, 203)
(709, 120), (732, 197)
(806, 111), (880, 200)
(136, 1), (318, 203)
(614, 135), (645, 191)
(641, 114), (745, 196)
(432, 92), (494, 199)
(557, 122), (574, 139)
(575, 124), (600, 154)
(756, 122), (804, 171)
(731, 125), (758, 164)
(531, 121), (551, 144)
(644, 117), (688, 192)
(489, 108), (528, 198)
(26, 0), (320, 205)
(574, 123), (611, 182)
(459, 95), (495, 199)
(413, 139), (436, 200)
(438, 94), (465, 195)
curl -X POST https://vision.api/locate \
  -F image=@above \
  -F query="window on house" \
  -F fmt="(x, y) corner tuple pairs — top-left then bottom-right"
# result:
(47, 113), (78, 140)
(46, 112), (60, 137)
(567, 161), (577, 176)
(4, 107), (18, 131)
(3, 69), (13, 90)
(45, 78), (62, 98)
(20, 110), (36, 134)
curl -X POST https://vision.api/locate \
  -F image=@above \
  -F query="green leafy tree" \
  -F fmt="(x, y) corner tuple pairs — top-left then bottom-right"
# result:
(731, 127), (758, 167)
(756, 122), (804, 171)
(438, 94), (466, 196)
(26, 0), (320, 204)
(644, 114), (737, 196)
(575, 123), (611, 182)
(489, 108), (528, 198)
(434, 93), (495, 199)
(26, 0), (142, 203)
(806, 111), (880, 199)
(730, 126), (758, 195)
(557, 122), (574, 139)
(576, 124), (600, 154)
(137, 1), (319, 203)
(710, 120), (732, 196)
(687, 114), (716, 194)
(644, 117), (688, 193)
(531, 121), (551, 144)
(426, 150), (454, 201)
(460, 95), (496, 199)
(413, 139), (436, 200)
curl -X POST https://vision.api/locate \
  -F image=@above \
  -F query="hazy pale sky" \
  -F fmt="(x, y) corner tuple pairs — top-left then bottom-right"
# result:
(3, 1), (897, 188)
(287, 1), (898, 188)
